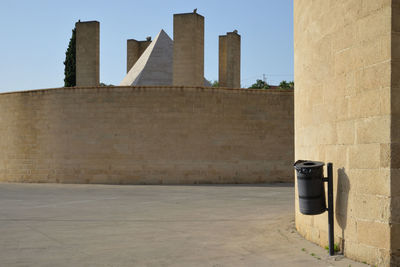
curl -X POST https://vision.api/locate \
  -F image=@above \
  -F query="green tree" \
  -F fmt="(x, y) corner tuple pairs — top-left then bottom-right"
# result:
(279, 80), (289, 89)
(64, 28), (76, 87)
(279, 80), (294, 89)
(211, 80), (219, 87)
(249, 79), (269, 89)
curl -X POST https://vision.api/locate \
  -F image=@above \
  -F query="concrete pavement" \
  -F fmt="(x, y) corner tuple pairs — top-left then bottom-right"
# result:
(0, 183), (366, 266)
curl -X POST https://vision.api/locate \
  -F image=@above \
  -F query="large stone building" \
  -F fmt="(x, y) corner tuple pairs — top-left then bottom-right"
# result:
(294, 1), (399, 266)
(0, 11), (294, 185)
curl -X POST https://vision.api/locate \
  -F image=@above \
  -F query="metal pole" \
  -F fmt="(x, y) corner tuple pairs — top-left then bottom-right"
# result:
(327, 163), (334, 256)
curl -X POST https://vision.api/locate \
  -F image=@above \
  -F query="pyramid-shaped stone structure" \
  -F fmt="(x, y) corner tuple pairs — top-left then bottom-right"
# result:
(121, 30), (211, 87)
(121, 30), (173, 86)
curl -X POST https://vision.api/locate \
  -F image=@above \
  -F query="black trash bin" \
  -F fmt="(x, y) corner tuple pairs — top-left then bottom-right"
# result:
(294, 160), (326, 215)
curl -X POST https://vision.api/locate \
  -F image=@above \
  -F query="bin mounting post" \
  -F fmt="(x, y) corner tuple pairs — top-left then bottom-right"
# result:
(326, 163), (334, 256)
(294, 160), (334, 256)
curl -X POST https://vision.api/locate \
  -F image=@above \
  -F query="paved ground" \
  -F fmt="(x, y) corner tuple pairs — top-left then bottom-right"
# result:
(0, 183), (366, 267)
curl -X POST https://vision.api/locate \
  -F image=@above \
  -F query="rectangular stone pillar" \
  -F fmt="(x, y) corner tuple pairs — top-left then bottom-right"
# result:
(127, 38), (151, 73)
(218, 36), (227, 87)
(173, 12), (204, 86)
(219, 31), (241, 88)
(76, 21), (99, 87)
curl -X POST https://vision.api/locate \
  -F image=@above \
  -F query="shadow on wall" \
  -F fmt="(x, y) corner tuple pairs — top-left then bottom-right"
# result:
(335, 167), (350, 252)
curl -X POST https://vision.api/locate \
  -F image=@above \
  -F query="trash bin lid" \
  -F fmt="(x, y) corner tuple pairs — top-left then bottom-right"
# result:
(294, 160), (325, 170)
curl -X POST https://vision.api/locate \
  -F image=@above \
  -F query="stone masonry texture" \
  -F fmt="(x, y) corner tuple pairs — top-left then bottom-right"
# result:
(0, 86), (293, 185)
(76, 21), (99, 87)
(127, 39), (151, 73)
(173, 13), (204, 86)
(219, 32), (241, 88)
(294, 0), (399, 266)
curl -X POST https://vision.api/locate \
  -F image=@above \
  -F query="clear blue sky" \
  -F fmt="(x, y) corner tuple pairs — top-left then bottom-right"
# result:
(0, 0), (293, 92)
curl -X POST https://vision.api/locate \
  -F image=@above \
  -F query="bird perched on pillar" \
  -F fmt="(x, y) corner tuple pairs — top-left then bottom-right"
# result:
(193, 8), (197, 13)
(233, 30), (238, 34)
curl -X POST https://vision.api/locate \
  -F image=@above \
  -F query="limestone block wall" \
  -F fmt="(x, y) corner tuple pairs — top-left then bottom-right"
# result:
(294, 1), (398, 266)
(0, 86), (293, 185)
(219, 31), (241, 88)
(127, 39), (151, 73)
(76, 21), (100, 87)
(173, 13), (204, 86)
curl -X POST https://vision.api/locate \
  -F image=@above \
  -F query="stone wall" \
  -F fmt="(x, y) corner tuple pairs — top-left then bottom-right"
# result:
(294, 1), (397, 266)
(0, 86), (293, 185)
